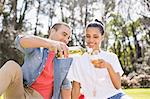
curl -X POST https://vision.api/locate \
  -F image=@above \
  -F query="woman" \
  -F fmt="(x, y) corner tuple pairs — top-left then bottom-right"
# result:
(67, 19), (130, 99)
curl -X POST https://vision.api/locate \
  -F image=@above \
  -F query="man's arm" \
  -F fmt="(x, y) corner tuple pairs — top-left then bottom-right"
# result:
(71, 81), (80, 99)
(19, 35), (68, 54)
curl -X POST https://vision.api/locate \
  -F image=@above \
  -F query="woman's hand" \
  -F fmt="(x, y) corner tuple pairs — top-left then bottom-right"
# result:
(91, 59), (111, 68)
(91, 59), (121, 89)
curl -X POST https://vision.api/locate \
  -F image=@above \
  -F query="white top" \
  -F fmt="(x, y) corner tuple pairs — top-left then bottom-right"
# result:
(67, 50), (124, 99)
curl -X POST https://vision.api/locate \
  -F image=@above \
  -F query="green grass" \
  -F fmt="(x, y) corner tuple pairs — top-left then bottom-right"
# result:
(0, 88), (150, 99)
(123, 88), (150, 99)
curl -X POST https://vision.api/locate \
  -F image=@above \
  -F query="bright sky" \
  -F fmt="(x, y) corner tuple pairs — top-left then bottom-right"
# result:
(17, 0), (104, 34)
(116, 0), (150, 21)
(1, 0), (149, 36)
(24, 0), (149, 35)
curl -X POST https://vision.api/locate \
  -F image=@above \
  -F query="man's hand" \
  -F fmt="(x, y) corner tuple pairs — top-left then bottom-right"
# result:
(48, 40), (69, 58)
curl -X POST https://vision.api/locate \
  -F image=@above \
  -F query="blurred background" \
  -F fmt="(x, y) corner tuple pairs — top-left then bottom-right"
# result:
(0, 0), (150, 98)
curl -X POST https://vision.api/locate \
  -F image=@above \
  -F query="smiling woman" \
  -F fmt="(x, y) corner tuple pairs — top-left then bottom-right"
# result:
(67, 19), (128, 99)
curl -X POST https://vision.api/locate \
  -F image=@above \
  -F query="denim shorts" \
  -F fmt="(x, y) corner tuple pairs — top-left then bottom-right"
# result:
(108, 93), (125, 99)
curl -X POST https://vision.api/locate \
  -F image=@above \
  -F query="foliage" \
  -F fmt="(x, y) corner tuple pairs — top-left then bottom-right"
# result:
(121, 47), (150, 88)
(0, 30), (23, 67)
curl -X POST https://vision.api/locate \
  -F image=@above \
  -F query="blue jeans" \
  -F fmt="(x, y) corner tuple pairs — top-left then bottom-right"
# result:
(108, 93), (125, 99)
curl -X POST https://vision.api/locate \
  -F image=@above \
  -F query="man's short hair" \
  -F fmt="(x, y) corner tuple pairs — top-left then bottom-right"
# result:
(48, 22), (71, 35)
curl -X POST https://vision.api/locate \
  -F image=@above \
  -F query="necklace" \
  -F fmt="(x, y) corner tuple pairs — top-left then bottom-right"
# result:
(87, 54), (97, 97)
(87, 50), (104, 97)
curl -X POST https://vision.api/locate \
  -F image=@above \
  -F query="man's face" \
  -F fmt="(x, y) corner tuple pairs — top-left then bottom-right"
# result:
(49, 25), (72, 44)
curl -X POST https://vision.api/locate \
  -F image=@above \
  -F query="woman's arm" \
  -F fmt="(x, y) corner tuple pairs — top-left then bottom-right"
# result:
(107, 65), (121, 89)
(61, 88), (71, 99)
(72, 81), (80, 99)
(94, 59), (121, 89)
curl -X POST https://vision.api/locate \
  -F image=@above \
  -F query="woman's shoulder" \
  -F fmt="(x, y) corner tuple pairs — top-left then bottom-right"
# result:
(101, 50), (118, 58)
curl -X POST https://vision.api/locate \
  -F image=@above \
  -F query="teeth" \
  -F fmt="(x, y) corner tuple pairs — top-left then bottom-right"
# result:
(89, 44), (94, 46)
(88, 43), (94, 45)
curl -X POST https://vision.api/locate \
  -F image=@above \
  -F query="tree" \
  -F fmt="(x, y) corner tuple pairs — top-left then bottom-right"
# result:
(0, 0), (33, 66)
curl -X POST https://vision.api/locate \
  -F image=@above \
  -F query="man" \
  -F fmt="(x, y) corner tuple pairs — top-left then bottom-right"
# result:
(0, 22), (73, 99)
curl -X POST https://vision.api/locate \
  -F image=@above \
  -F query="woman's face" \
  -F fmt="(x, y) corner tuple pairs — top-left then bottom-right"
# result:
(85, 27), (103, 50)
